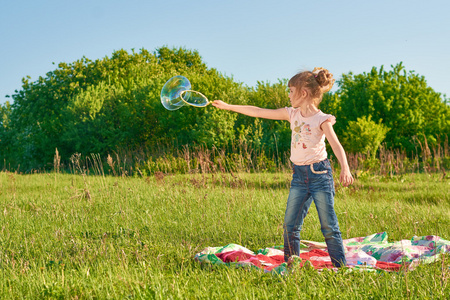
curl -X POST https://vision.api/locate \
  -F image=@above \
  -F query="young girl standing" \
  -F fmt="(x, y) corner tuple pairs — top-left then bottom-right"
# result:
(212, 68), (354, 267)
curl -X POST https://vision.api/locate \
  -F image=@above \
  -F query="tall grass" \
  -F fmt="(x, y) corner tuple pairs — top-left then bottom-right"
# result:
(348, 136), (450, 177)
(3, 132), (449, 177)
(59, 135), (449, 177)
(8, 136), (444, 178)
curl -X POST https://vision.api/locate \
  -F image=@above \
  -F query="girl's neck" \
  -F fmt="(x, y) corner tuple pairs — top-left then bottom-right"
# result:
(299, 102), (319, 118)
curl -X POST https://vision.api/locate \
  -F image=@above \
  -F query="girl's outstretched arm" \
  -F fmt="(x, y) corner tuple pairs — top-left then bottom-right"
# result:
(212, 100), (289, 121)
(321, 121), (354, 187)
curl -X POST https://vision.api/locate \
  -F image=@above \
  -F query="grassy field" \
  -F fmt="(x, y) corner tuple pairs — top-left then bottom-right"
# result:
(0, 170), (449, 299)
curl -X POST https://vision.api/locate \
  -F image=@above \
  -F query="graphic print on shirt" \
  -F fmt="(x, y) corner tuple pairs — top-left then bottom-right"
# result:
(292, 121), (312, 149)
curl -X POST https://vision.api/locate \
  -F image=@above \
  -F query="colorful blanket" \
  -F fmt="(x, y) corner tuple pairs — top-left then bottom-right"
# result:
(194, 233), (450, 274)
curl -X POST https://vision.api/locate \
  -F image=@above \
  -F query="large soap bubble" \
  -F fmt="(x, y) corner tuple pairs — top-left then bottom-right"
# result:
(160, 76), (210, 110)
(160, 75), (191, 111)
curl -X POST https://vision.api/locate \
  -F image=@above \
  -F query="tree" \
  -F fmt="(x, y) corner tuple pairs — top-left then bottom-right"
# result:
(0, 101), (12, 165)
(326, 63), (450, 154)
(4, 47), (246, 169)
(0, 101), (11, 130)
(5, 52), (449, 171)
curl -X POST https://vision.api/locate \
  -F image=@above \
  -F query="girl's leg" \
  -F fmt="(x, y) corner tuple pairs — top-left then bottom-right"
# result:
(313, 191), (346, 267)
(283, 166), (312, 262)
(310, 160), (346, 267)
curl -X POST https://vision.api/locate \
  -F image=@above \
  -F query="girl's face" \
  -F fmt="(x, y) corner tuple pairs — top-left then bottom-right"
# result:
(288, 86), (307, 108)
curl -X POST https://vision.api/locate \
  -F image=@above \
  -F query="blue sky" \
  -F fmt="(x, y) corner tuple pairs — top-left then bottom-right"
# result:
(1, 0), (449, 105)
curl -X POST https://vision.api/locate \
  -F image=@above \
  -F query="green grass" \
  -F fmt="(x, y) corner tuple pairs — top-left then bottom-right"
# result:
(1, 171), (449, 299)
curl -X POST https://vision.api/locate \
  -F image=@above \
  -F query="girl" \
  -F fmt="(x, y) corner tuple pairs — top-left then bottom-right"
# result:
(212, 67), (354, 267)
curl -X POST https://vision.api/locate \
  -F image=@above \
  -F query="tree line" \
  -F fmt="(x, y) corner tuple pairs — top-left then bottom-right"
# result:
(0, 47), (449, 171)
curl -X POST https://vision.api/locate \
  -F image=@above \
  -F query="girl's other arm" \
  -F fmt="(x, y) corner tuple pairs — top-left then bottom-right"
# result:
(212, 100), (289, 121)
(321, 121), (354, 187)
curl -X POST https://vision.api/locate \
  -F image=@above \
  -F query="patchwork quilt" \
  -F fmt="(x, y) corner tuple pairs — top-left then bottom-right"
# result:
(194, 233), (450, 274)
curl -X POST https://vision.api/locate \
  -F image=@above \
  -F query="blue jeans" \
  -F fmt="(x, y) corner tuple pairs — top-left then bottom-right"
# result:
(283, 159), (346, 267)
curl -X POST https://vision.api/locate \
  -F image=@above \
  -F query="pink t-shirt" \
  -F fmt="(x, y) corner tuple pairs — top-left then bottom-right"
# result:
(285, 107), (336, 165)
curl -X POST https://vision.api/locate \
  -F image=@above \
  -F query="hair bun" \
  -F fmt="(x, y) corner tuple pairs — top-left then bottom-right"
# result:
(312, 67), (335, 93)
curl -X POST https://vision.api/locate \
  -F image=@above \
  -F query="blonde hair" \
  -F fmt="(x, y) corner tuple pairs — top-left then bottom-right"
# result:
(288, 67), (335, 106)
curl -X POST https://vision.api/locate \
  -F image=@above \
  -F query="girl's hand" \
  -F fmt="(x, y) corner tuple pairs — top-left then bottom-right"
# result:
(339, 169), (354, 187)
(211, 100), (230, 110)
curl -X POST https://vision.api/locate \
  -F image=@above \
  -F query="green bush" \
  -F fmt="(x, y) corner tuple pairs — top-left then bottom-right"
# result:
(342, 115), (389, 158)
(330, 63), (450, 153)
(2, 49), (448, 172)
